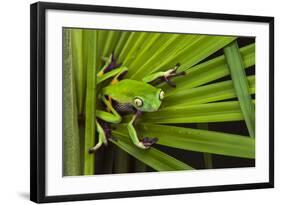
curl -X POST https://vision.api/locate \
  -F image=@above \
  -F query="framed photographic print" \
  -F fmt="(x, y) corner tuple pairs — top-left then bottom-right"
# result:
(30, 2), (274, 203)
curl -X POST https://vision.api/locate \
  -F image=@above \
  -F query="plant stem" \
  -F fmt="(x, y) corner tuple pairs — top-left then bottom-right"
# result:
(134, 160), (146, 173)
(197, 123), (213, 169)
(83, 30), (98, 175)
(102, 144), (115, 174)
(114, 147), (130, 173)
(71, 29), (85, 115)
(63, 29), (81, 176)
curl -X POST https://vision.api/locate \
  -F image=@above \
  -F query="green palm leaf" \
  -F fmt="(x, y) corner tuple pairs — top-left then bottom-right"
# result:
(101, 30), (121, 57)
(83, 30), (98, 175)
(198, 123), (213, 169)
(129, 35), (236, 80)
(71, 29), (85, 114)
(64, 28), (256, 175)
(63, 29), (81, 176)
(224, 41), (255, 138)
(113, 124), (255, 159)
(161, 43), (255, 93)
(110, 132), (194, 171)
(126, 33), (162, 69)
(142, 101), (256, 123)
(162, 76), (255, 108)
(114, 31), (131, 56)
(127, 33), (181, 78)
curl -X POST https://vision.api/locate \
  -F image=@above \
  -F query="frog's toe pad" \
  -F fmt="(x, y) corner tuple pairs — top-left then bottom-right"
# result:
(141, 137), (158, 148)
(161, 63), (185, 87)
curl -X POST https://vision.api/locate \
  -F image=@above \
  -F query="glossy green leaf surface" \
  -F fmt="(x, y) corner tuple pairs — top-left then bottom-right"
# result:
(142, 101), (253, 123)
(161, 43), (255, 93)
(63, 29), (81, 176)
(83, 30), (98, 175)
(110, 132), (194, 171)
(63, 28), (256, 175)
(224, 41), (255, 138)
(114, 124), (255, 159)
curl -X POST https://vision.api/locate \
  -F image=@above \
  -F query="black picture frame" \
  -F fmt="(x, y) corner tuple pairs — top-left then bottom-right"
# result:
(30, 2), (274, 203)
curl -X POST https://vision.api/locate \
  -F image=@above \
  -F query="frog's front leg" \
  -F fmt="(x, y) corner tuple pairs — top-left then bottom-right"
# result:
(142, 63), (185, 87)
(128, 111), (158, 149)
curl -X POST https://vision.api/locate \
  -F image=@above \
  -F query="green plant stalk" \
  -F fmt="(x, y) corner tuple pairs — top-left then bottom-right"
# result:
(114, 147), (130, 173)
(63, 29), (81, 176)
(224, 41), (255, 138)
(102, 144), (115, 174)
(134, 160), (147, 173)
(110, 134), (194, 171)
(83, 30), (98, 175)
(114, 124), (255, 159)
(197, 123), (213, 169)
(203, 153), (213, 169)
(71, 29), (85, 115)
(97, 30), (108, 69)
(78, 124), (85, 174)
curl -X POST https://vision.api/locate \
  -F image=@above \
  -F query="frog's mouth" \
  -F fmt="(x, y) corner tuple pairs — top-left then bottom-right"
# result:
(138, 101), (162, 112)
(152, 102), (162, 111)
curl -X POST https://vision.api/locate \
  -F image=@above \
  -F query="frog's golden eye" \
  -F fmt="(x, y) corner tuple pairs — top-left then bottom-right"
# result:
(134, 98), (143, 107)
(159, 90), (165, 100)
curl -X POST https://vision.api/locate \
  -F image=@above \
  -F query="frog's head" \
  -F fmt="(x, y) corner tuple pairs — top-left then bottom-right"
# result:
(132, 88), (164, 112)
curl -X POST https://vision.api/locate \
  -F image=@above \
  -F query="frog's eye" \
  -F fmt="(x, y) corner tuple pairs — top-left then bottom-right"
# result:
(134, 98), (143, 107)
(159, 90), (165, 100)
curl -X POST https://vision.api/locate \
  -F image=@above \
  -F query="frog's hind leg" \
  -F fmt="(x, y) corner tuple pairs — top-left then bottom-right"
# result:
(110, 68), (128, 85)
(96, 52), (128, 85)
(97, 66), (128, 84)
(97, 53), (120, 77)
(89, 96), (122, 153)
(89, 120), (108, 153)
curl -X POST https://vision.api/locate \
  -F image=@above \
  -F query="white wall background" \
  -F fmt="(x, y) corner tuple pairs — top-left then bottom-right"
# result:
(0, 0), (278, 204)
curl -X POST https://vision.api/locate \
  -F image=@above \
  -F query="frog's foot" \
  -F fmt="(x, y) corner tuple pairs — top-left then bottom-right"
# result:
(140, 137), (158, 148)
(161, 63), (185, 87)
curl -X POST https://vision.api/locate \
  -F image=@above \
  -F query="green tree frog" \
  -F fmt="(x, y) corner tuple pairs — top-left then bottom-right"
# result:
(89, 54), (184, 153)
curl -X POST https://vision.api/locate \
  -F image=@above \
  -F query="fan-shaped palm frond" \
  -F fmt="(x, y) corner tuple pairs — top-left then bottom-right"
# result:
(63, 28), (255, 176)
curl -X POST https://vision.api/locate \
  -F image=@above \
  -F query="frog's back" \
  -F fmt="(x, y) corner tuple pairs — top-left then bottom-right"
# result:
(102, 79), (159, 103)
